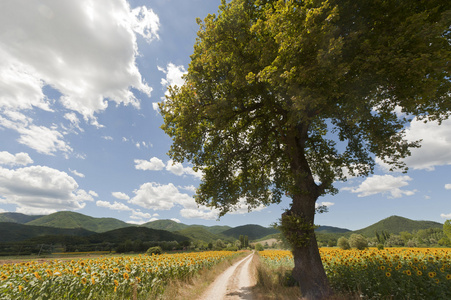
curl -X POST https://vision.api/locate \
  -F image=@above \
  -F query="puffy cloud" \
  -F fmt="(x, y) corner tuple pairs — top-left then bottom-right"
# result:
(18, 125), (72, 155)
(128, 182), (219, 220)
(134, 157), (165, 171)
(89, 190), (98, 197)
(180, 208), (218, 220)
(440, 213), (451, 219)
(153, 63), (187, 111)
(0, 112), (72, 156)
(112, 192), (130, 201)
(131, 210), (152, 219)
(445, 184), (451, 190)
(158, 63), (186, 90)
(0, 151), (33, 166)
(166, 159), (202, 179)
(171, 218), (181, 223)
(96, 200), (132, 211)
(134, 157), (202, 179)
(69, 168), (85, 178)
(0, 0), (158, 125)
(128, 182), (267, 220)
(0, 165), (92, 214)
(129, 182), (193, 211)
(342, 175), (416, 198)
(377, 118), (451, 171)
(179, 185), (197, 193)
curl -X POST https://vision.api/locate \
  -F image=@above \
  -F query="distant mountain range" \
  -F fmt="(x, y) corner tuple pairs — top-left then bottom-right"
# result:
(0, 212), (444, 245)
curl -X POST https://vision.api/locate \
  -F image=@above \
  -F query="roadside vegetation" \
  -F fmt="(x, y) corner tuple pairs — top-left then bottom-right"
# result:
(0, 251), (246, 300)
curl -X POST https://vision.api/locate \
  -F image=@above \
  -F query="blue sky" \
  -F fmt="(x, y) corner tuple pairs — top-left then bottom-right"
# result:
(0, 0), (450, 231)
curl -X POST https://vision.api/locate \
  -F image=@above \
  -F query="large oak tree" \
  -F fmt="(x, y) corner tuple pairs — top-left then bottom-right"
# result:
(160, 0), (450, 298)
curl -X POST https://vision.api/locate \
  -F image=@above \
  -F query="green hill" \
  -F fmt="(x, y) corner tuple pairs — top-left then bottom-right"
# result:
(202, 225), (232, 234)
(141, 219), (189, 231)
(0, 212), (44, 224)
(175, 226), (230, 243)
(315, 225), (350, 234)
(354, 215), (443, 237)
(0, 222), (95, 242)
(221, 224), (279, 240)
(87, 226), (189, 244)
(26, 211), (132, 233)
(141, 219), (231, 235)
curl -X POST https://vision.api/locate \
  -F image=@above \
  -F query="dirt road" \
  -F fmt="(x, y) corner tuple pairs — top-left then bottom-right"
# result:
(198, 252), (255, 300)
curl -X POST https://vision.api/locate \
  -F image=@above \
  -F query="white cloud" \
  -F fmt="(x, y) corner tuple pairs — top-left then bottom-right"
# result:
(135, 157), (165, 171)
(166, 159), (202, 179)
(112, 192), (130, 201)
(18, 125), (72, 156)
(0, 165), (92, 214)
(158, 63), (186, 90)
(377, 118), (451, 171)
(130, 6), (160, 43)
(180, 208), (218, 220)
(96, 200), (132, 211)
(64, 112), (83, 133)
(445, 184), (451, 190)
(69, 168), (85, 178)
(129, 182), (192, 211)
(89, 190), (98, 197)
(134, 157), (202, 179)
(153, 63), (187, 111)
(131, 210), (152, 219)
(0, 0), (158, 126)
(171, 218), (181, 223)
(440, 213), (451, 219)
(127, 181), (267, 220)
(343, 175), (416, 198)
(102, 136), (113, 141)
(179, 185), (197, 193)
(0, 112), (72, 156)
(316, 201), (335, 208)
(0, 151), (33, 166)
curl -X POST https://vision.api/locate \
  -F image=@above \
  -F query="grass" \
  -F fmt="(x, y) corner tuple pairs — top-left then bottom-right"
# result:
(252, 252), (361, 300)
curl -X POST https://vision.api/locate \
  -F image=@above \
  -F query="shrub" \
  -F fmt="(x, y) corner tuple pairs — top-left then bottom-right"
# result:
(337, 237), (350, 250)
(146, 246), (162, 255)
(255, 243), (264, 251)
(349, 234), (368, 250)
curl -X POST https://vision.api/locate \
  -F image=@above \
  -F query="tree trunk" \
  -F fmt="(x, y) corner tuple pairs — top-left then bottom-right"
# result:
(286, 194), (333, 299)
(282, 124), (333, 299)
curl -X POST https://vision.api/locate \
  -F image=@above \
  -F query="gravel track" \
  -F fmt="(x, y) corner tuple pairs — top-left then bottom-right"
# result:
(198, 252), (255, 300)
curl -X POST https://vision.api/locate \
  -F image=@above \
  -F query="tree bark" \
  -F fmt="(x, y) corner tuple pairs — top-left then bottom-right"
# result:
(279, 124), (333, 298)
(287, 193), (333, 299)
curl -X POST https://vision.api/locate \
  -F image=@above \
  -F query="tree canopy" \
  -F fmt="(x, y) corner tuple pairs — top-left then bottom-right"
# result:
(162, 0), (450, 215)
(160, 0), (450, 297)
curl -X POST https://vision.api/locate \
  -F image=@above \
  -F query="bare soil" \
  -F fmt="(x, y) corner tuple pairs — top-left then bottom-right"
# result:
(198, 252), (256, 300)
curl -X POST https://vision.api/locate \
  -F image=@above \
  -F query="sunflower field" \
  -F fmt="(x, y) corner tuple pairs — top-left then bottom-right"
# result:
(0, 251), (239, 300)
(259, 248), (451, 299)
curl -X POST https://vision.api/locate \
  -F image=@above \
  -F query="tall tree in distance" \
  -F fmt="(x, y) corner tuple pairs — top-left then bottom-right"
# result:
(160, 0), (450, 298)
